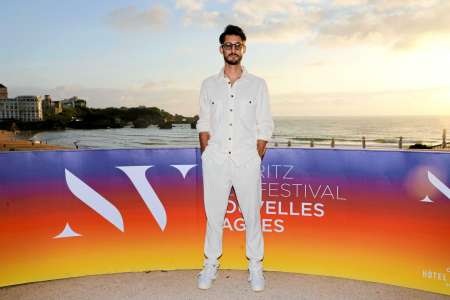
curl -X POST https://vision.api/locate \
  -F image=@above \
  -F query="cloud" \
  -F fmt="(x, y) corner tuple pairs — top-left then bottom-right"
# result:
(318, 0), (450, 49)
(171, 0), (450, 48)
(175, 0), (206, 12)
(182, 10), (222, 27)
(106, 5), (170, 31)
(130, 80), (176, 91)
(104, 1), (450, 49)
(232, 1), (300, 25)
(375, 0), (438, 10)
(231, 1), (319, 43)
(209, 0), (321, 42)
(332, 0), (369, 6)
(175, 0), (222, 27)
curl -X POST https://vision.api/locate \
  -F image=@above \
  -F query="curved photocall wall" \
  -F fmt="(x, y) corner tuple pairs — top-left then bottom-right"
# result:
(0, 148), (449, 295)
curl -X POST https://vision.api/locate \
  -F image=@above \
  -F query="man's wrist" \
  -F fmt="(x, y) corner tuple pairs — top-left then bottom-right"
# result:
(258, 147), (266, 158)
(257, 139), (268, 158)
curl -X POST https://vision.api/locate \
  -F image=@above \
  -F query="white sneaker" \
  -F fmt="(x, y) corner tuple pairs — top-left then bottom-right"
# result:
(248, 261), (265, 292)
(197, 261), (219, 290)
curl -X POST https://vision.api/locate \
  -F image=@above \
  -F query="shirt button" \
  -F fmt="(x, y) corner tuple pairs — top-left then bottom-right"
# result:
(230, 94), (234, 98)
(229, 123), (232, 126)
(229, 109), (233, 112)
(228, 137), (231, 140)
(228, 151), (231, 154)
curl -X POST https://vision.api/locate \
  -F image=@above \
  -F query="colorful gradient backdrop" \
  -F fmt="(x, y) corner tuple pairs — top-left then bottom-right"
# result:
(0, 148), (449, 295)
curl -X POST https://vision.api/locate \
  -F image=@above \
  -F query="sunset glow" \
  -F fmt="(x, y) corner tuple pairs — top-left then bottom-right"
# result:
(1, 0), (449, 116)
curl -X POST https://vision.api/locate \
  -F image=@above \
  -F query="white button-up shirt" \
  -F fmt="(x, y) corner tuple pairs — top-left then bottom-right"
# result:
(197, 67), (274, 166)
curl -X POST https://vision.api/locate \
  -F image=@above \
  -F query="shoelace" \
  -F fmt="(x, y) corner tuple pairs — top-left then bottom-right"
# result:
(198, 263), (217, 278)
(249, 266), (264, 281)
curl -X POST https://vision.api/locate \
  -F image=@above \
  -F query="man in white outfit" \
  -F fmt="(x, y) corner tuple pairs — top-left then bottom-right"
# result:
(196, 25), (274, 292)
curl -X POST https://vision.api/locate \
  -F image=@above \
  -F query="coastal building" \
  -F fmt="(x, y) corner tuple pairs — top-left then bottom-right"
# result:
(0, 84), (7, 100)
(61, 96), (87, 109)
(0, 83), (85, 122)
(42, 95), (53, 117)
(0, 95), (44, 122)
(53, 101), (63, 114)
(0, 84), (44, 121)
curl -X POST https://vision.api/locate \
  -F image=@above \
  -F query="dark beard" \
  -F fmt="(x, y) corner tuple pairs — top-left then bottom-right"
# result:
(224, 54), (242, 65)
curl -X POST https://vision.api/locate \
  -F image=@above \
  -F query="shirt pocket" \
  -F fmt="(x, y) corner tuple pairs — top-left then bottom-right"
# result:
(238, 98), (257, 128)
(209, 98), (218, 112)
(209, 98), (222, 130)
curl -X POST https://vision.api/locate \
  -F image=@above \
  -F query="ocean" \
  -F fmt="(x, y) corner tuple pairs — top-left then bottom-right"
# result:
(29, 116), (449, 150)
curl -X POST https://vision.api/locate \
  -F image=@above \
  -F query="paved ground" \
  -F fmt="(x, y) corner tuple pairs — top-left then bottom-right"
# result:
(1, 270), (448, 300)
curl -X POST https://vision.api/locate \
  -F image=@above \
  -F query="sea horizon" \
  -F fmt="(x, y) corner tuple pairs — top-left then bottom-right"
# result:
(23, 115), (448, 151)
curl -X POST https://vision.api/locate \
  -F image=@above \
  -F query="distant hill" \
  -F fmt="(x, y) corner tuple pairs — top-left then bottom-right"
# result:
(0, 106), (197, 131)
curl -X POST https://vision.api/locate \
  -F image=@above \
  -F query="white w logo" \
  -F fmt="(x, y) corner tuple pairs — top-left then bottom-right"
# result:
(54, 164), (197, 239)
(420, 171), (450, 203)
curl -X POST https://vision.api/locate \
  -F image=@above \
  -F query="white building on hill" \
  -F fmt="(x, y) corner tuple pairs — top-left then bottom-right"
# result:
(0, 84), (44, 121)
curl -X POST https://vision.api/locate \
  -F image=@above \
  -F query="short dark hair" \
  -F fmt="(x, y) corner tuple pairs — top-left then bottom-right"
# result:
(219, 25), (246, 44)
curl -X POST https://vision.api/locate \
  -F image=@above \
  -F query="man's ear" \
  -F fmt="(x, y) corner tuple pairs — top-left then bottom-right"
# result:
(242, 44), (247, 54)
(219, 45), (224, 55)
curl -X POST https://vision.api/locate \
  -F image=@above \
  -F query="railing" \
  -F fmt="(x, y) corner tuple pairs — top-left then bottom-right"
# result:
(273, 129), (448, 150)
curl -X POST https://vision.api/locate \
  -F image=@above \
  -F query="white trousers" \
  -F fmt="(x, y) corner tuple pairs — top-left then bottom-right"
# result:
(201, 151), (264, 262)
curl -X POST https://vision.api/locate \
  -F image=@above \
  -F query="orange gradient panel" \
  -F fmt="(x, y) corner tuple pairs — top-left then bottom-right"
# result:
(0, 149), (449, 295)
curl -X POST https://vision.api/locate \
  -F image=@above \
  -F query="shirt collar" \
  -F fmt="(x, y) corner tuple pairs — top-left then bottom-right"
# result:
(216, 65), (248, 82)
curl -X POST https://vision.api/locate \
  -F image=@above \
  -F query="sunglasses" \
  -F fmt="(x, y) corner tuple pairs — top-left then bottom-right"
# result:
(221, 42), (244, 51)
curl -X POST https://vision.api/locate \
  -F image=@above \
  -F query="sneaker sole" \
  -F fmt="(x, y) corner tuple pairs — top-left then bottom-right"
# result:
(198, 279), (215, 290)
(251, 286), (264, 292)
(198, 283), (212, 290)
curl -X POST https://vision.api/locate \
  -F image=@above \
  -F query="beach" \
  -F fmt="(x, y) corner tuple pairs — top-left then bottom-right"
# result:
(0, 130), (71, 151)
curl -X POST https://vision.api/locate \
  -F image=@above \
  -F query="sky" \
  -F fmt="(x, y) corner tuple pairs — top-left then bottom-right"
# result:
(1, 0), (449, 116)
